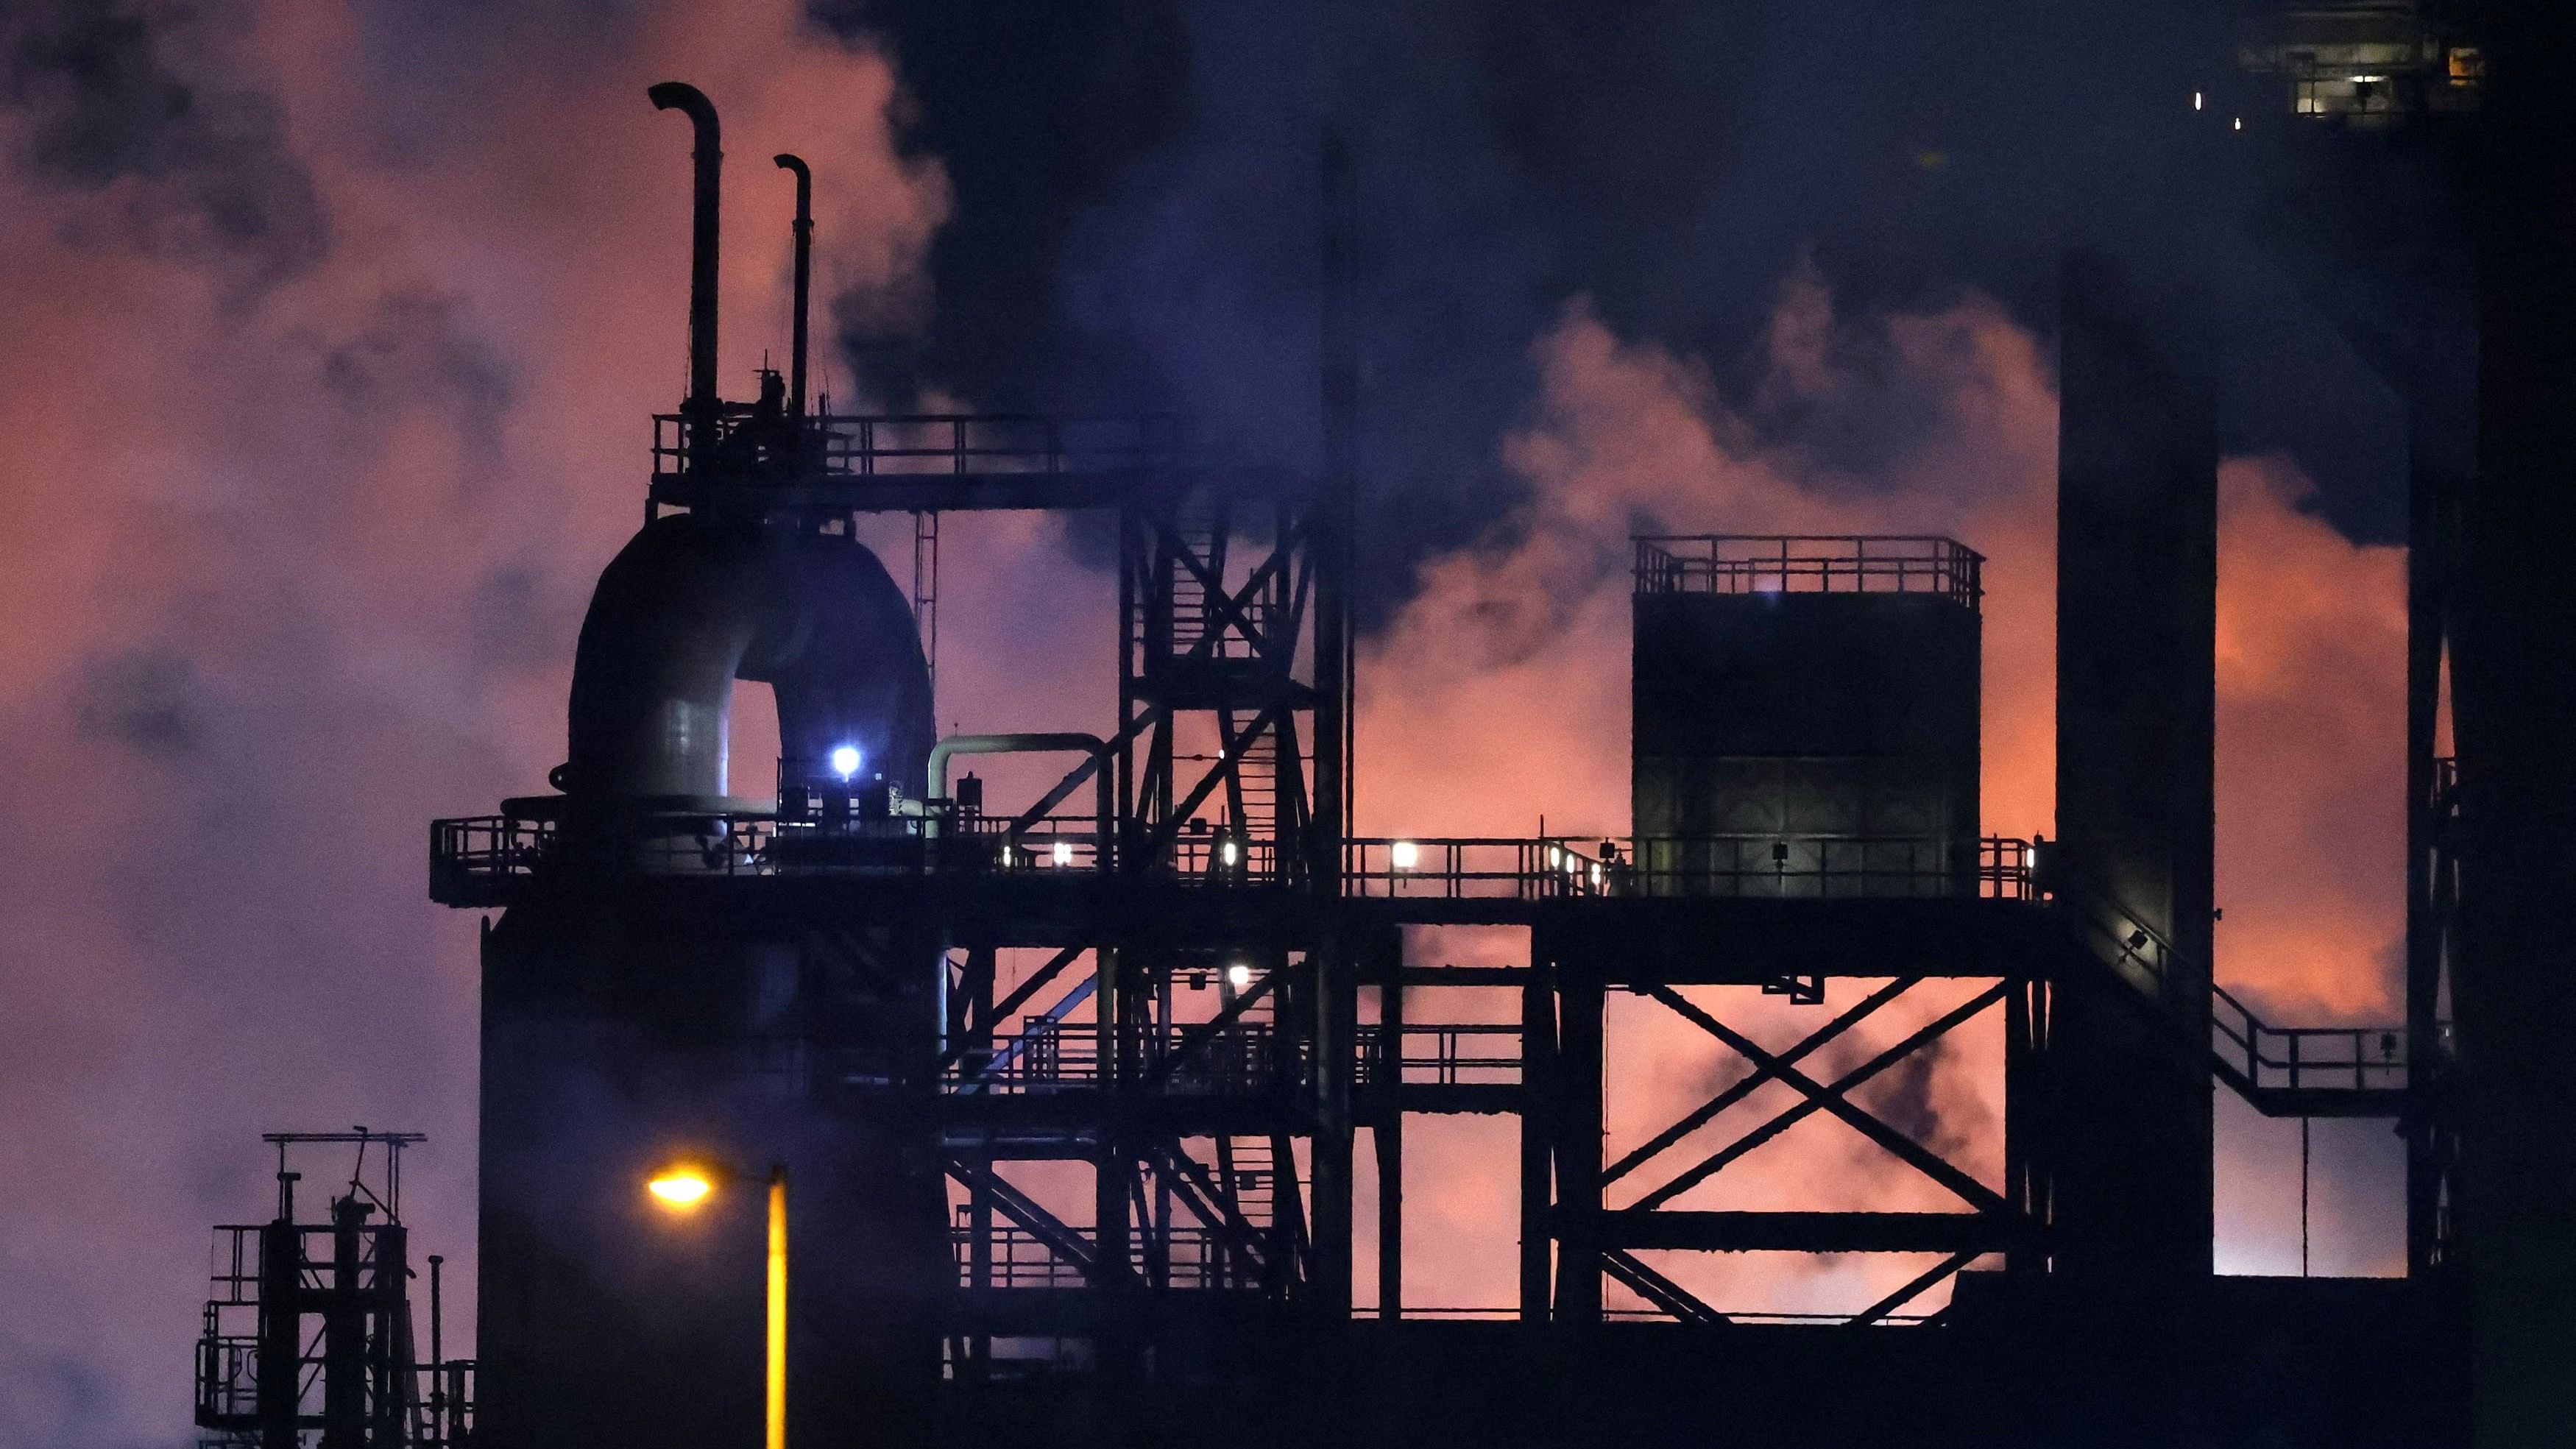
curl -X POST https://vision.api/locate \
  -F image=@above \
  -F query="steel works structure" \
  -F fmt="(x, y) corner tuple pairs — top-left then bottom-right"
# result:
(193, 1132), (475, 1449)
(386, 34), (2567, 1448)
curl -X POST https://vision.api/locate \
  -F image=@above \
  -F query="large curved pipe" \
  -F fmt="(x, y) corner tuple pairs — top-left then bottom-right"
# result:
(648, 82), (722, 419)
(565, 515), (933, 805)
(774, 155), (812, 418)
(755, 531), (935, 793)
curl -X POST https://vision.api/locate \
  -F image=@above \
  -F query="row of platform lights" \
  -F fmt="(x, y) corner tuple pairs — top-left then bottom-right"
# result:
(1394, 838), (1605, 888)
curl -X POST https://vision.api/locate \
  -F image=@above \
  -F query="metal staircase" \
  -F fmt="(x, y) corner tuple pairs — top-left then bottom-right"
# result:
(2055, 878), (2410, 1119)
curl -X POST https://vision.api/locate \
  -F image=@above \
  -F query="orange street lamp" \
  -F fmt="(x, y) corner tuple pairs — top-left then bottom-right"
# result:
(646, 1159), (788, 1449)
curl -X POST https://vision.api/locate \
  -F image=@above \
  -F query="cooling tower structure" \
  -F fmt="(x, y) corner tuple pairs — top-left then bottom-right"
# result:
(409, 71), (2508, 1449)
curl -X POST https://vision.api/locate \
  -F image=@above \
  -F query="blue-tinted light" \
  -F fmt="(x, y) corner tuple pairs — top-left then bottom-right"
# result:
(830, 745), (861, 779)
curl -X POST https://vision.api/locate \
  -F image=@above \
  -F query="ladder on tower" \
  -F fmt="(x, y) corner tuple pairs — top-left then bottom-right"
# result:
(1168, 517), (1219, 656)
(1230, 722), (1281, 855)
(912, 509), (938, 696)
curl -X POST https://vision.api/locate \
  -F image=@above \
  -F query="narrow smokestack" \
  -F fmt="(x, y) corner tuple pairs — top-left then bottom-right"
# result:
(775, 154), (813, 419)
(648, 82), (722, 422)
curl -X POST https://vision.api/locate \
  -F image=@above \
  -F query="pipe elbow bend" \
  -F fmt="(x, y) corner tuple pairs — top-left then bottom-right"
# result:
(647, 82), (719, 144)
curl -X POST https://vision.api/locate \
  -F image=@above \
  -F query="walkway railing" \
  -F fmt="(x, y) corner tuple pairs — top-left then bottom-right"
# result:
(2054, 863), (2412, 1105)
(952, 1223), (1228, 1291)
(654, 411), (1175, 483)
(2212, 988), (2409, 1095)
(434, 812), (2038, 905)
(949, 1022), (1304, 1096)
(1340, 837), (1609, 900)
(1633, 534), (1984, 612)
(1354, 1023), (1522, 1088)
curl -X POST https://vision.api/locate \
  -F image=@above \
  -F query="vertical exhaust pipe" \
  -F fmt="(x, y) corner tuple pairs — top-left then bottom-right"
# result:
(774, 154), (813, 419)
(648, 82), (722, 438)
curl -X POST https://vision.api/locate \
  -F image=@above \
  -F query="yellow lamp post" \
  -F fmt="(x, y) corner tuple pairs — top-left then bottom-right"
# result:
(647, 1160), (789, 1449)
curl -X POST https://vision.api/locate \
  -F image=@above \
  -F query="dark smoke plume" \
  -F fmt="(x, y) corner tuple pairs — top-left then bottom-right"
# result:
(4, 0), (330, 291)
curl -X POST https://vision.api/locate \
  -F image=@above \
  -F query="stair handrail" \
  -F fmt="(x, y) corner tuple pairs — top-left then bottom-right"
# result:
(2043, 857), (2405, 1102)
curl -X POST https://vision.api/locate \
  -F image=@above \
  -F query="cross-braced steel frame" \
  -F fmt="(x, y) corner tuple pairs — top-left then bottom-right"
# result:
(1513, 927), (2051, 1326)
(929, 470), (1358, 1370)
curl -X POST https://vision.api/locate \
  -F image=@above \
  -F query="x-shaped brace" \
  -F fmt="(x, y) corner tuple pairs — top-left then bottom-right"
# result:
(1632, 982), (2011, 1214)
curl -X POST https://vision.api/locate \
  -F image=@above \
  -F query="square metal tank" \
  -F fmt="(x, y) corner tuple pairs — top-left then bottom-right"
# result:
(1630, 536), (1982, 896)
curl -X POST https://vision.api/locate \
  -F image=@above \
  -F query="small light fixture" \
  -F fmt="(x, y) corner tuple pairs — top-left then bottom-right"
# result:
(1391, 840), (1419, 870)
(2126, 929), (2151, 951)
(2232, 116), (2243, 131)
(1221, 838), (1241, 866)
(646, 1166), (715, 1211)
(1226, 962), (1253, 991)
(829, 745), (860, 779)
(1051, 842), (1074, 866)
(2193, 91), (2203, 111)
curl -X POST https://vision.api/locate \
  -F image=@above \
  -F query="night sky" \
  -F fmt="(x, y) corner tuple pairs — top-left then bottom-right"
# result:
(0, 3), (2429, 1442)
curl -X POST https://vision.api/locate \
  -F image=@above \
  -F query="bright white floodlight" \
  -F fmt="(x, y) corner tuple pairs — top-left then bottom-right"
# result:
(1227, 963), (1253, 991)
(1052, 842), (1074, 866)
(1390, 840), (1420, 870)
(829, 745), (860, 779)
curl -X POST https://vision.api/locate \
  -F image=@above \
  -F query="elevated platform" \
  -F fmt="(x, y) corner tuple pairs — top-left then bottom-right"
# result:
(644, 410), (1295, 516)
(436, 812), (2412, 1117)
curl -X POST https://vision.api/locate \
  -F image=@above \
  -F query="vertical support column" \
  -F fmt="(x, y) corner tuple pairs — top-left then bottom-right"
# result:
(1519, 956), (1557, 1321)
(2050, 241), (2218, 1278)
(2003, 976), (2050, 1273)
(1314, 126), (1356, 883)
(321, 1197), (369, 1448)
(371, 1219), (409, 1448)
(1551, 946), (1604, 1323)
(1117, 514), (1143, 867)
(961, 943), (995, 1374)
(2406, 395), (2469, 1279)
(1312, 933), (1355, 1317)
(1376, 967), (1404, 1320)
(1306, 123), (1362, 1325)
(1094, 946), (1128, 1287)
(256, 1205), (300, 1449)
(966, 1155), (991, 1375)
(2460, 18), (2576, 1436)
(912, 511), (939, 705)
